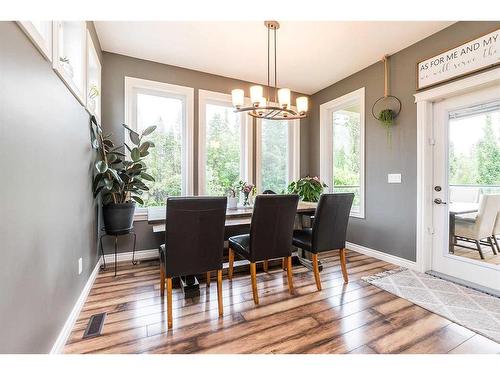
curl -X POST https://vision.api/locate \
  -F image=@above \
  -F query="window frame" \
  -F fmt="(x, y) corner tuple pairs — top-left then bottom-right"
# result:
(255, 108), (301, 194)
(320, 87), (365, 218)
(124, 76), (195, 213)
(198, 89), (253, 195)
(17, 21), (53, 62)
(85, 30), (102, 121)
(52, 21), (87, 105)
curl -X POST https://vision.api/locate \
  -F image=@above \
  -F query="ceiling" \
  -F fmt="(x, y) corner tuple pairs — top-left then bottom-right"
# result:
(95, 21), (454, 95)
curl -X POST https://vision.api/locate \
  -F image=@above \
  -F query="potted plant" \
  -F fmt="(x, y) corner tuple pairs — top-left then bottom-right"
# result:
(59, 56), (73, 78)
(377, 108), (396, 144)
(287, 176), (327, 202)
(237, 181), (256, 207)
(88, 84), (100, 113)
(90, 116), (156, 234)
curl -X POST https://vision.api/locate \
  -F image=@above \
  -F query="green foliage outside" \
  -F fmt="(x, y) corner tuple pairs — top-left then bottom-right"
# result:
(262, 120), (288, 193)
(332, 110), (361, 209)
(206, 106), (241, 196)
(140, 116), (182, 206)
(449, 114), (500, 188)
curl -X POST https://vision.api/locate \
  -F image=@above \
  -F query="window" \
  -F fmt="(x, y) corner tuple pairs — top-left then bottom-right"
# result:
(17, 21), (53, 62)
(198, 90), (252, 195)
(256, 116), (300, 193)
(125, 77), (194, 207)
(86, 30), (101, 121)
(448, 101), (500, 199)
(52, 21), (87, 104)
(320, 88), (365, 217)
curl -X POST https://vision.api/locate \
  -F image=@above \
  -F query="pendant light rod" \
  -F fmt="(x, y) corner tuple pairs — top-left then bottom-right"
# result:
(231, 20), (309, 120)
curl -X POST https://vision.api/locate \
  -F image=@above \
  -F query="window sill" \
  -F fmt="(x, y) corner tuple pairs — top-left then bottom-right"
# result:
(133, 211), (148, 222)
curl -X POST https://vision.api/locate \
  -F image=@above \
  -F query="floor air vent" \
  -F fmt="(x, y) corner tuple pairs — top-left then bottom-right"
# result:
(82, 312), (106, 339)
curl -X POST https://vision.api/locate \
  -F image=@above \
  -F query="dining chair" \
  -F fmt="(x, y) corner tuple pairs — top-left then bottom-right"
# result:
(492, 212), (500, 254)
(455, 194), (500, 259)
(159, 197), (227, 329)
(228, 194), (300, 304)
(292, 193), (354, 290)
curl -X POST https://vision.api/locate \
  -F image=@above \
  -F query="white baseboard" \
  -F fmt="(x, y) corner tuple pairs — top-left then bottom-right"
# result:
(50, 259), (101, 354)
(102, 248), (159, 264)
(346, 241), (419, 271)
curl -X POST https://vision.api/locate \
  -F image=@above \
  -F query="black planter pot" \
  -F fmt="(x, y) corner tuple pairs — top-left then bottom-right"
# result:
(102, 202), (136, 235)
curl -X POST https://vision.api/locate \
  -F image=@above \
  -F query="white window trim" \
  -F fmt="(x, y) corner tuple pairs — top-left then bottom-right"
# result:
(198, 89), (253, 195)
(52, 21), (87, 105)
(255, 107), (301, 193)
(320, 87), (365, 218)
(17, 21), (53, 62)
(124, 76), (195, 204)
(85, 30), (101, 122)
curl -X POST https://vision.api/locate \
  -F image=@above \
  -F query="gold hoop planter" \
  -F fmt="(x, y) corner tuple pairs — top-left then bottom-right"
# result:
(371, 55), (402, 145)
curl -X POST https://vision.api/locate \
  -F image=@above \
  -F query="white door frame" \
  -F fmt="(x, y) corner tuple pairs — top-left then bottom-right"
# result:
(414, 68), (500, 273)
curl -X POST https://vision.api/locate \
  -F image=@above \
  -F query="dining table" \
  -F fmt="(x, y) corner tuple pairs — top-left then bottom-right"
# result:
(448, 201), (479, 253)
(147, 201), (318, 298)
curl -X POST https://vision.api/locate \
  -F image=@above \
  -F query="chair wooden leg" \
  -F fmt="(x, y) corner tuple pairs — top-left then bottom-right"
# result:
(228, 248), (234, 280)
(206, 271), (211, 287)
(312, 253), (322, 291)
(250, 262), (259, 305)
(160, 266), (165, 297)
(475, 240), (485, 259)
(166, 277), (173, 329)
(488, 236), (498, 255)
(493, 235), (500, 255)
(286, 256), (294, 294)
(263, 260), (269, 272)
(282, 258), (287, 270)
(217, 269), (223, 317)
(340, 248), (349, 283)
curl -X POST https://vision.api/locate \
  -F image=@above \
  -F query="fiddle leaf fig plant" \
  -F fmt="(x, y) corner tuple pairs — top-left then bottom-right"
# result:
(287, 176), (327, 202)
(90, 116), (156, 206)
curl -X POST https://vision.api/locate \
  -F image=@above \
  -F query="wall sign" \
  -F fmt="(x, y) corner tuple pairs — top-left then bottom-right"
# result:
(417, 28), (499, 90)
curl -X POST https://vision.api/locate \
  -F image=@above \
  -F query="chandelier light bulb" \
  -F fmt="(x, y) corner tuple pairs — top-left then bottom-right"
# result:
(278, 88), (291, 108)
(296, 96), (308, 114)
(257, 97), (267, 114)
(250, 85), (264, 104)
(231, 89), (244, 108)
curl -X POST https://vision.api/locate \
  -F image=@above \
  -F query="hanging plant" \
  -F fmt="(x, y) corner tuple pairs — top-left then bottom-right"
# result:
(371, 55), (401, 146)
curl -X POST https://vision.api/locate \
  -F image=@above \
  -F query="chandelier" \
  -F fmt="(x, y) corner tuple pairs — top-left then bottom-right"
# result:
(231, 21), (308, 120)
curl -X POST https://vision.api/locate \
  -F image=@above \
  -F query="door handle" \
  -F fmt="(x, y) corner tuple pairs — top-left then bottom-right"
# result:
(434, 198), (447, 205)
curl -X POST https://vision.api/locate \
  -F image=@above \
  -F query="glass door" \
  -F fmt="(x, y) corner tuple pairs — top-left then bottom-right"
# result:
(431, 84), (500, 291)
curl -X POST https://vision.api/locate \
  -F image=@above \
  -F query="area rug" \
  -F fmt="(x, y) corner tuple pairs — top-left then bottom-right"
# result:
(362, 268), (500, 343)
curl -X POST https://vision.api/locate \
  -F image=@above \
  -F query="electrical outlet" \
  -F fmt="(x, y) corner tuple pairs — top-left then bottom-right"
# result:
(78, 257), (83, 275)
(388, 173), (402, 184)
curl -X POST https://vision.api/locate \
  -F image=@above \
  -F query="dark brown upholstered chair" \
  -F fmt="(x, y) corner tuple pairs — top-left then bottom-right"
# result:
(292, 193), (354, 290)
(159, 197), (227, 329)
(228, 194), (299, 304)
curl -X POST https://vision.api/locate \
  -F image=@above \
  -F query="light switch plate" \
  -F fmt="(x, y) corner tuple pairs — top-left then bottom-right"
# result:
(388, 173), (402, 183)
(78, 257), (83, 275)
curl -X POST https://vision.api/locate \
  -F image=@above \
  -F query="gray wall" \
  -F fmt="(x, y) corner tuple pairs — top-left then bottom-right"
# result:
(0, 21), (102, 353)
(308, 21), (500, 261)
(101, 52), (309, 252)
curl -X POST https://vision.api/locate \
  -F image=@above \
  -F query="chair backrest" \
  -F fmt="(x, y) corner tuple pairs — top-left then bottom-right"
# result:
(494, 213), (500, 236)
(312, 193), (354, 252)
(474, 194), (500, 239)
(249, 194), (299, 262)
(262, 190), (276, 194)
(165, 197), (227, 277)
(449, 186), (480, 203)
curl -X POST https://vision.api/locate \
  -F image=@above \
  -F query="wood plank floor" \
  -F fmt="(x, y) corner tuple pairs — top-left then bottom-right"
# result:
(64, 250), (500, 354)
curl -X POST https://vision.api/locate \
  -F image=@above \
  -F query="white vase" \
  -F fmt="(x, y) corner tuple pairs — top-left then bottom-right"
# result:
(227, 196), (238, 210)
(88, 98), (96, 113)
